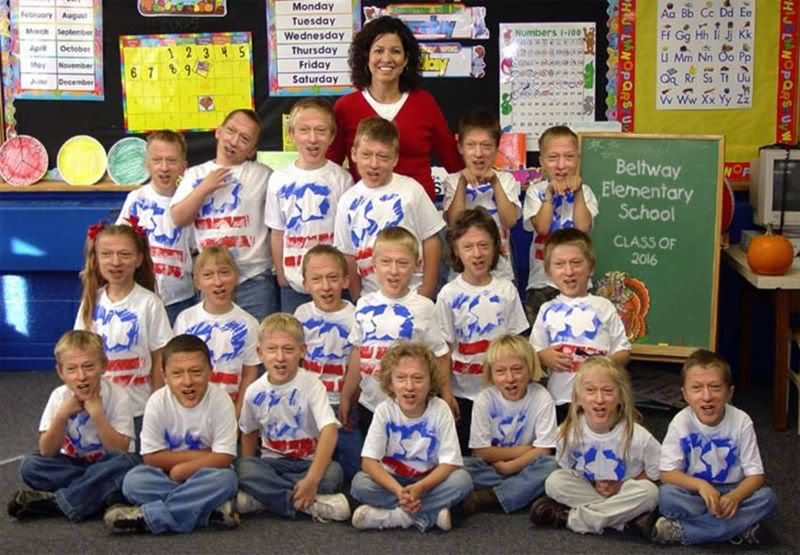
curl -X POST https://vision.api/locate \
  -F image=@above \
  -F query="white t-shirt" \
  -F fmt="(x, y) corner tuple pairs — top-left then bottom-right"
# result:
(173, 160), (272, 282)
(74, 284), (174, 416)
(117, 184), (195, 306)
(362, 396), (462, 478)
(239, 369), (340, 461)
(522, 180), (599, 290)
(349, 290), (449, 412)
(660, 405), (764, 485)
(39, 380), (134, 461)
(333, 173), (445, 295)
(265, 161), (353, 293)
(294, 301), (356, 406)
(442, 170), (521, 282)
(530, 294), (630, 405)
(436, 275), (529, 400)
(556, 416), (661, 482)
(173, 302), (260, 400)
(140, 383), (237, 457)
(469, 383), (558, 451)
(362, 89), (409, 121)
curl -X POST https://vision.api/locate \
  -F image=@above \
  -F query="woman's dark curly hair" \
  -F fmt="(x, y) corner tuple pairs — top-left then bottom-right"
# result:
(349, 16), (422, 92)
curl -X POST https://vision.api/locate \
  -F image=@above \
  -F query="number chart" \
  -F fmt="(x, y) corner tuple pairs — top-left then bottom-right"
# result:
(120, 32), (254, 133)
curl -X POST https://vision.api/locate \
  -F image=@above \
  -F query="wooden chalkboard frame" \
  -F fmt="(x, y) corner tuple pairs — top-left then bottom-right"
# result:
(578, 132), (723, 362)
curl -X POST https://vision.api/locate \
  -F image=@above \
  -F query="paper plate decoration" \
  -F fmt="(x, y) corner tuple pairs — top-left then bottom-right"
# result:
(107, 137), (148, 185)
(57, 135), (108, 186)
(0, 135), (49, 186)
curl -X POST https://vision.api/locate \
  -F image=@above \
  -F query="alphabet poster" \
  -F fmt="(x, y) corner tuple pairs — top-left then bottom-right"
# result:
(267, 0), (360, 96)
(656, 0), (755, 110)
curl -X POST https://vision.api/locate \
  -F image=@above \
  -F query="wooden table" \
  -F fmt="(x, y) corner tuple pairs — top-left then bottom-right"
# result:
(724, 245), (800, 430)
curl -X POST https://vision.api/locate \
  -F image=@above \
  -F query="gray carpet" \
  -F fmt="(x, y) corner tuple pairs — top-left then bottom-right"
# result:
(1, 370), (798, 553)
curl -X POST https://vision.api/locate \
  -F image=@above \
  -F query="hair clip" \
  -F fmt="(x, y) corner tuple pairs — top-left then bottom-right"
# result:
(126, 215), (147, 238)
(87, 220), (107, 241)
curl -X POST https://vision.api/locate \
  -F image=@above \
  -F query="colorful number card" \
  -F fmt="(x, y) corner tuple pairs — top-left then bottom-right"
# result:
(10, 0), (104, 100)
(138, 0), (226, 17)
(267, 0), (360, 96)
(656, 0), (755, 110)
(120, 32), (254, 133)
(499, 22), (597, 148)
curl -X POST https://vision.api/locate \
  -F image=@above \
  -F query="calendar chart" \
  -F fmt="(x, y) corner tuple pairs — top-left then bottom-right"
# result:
(120, 32), (254, 133)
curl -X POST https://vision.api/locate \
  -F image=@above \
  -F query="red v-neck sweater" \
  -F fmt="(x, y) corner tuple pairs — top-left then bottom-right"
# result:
(327, 89), (463, 199)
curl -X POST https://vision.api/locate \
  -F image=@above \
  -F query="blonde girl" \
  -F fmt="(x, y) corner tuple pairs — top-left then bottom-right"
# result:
(173, 246), (260, 418)
(75, 222), (173, 421)
(531, 357), (661, 536)
(462, 335), (559, 515)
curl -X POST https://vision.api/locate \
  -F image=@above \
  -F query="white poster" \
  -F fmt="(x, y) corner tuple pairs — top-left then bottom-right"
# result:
(499, 22), (596, 149)
(656, 0), (755, 110)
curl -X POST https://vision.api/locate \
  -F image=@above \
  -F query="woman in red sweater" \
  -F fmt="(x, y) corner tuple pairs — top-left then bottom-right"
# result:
(327, 16), (463, 200)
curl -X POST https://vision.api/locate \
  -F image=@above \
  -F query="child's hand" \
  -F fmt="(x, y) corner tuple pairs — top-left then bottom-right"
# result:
(337, 401), (352, 431)
(697, 480), (721, 516)
(399, 484), (422, 513)
(539, 347), (573, 373)
(718, 493), (740, 519)
(57, 393), (85, 419)
(461, 168), (492, 187)
(493, 460), (516, 476)
(548, 175), (582, 196)
(169, 462), (195, 482)
(594, 480), (622, 497)
(200, 167), (232, 193)
(291, 476), (319, 512)
(83, 392), (103, 418)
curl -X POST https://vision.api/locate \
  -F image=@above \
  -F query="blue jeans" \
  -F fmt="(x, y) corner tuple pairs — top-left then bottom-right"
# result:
(350, 468), (473, 531)
(464, 455), (559, 513)
(236, 456), (343, 518)
(19, 451), (139, 522)
(659, 483), (778, 544)
(235, 272), (278, 323)
(279, 285), (312, 314)
(122, 465), (237, 534)
(165, 296), (196, 327)
(332, 404), (364, 485)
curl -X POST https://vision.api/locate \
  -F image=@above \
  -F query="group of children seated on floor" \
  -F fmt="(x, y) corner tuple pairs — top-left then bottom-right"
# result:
(6, 101), (778, 544)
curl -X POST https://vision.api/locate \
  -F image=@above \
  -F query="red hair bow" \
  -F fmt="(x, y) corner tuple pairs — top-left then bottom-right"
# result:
(126, 215), (147, 238)
(87, 220), (107, 241)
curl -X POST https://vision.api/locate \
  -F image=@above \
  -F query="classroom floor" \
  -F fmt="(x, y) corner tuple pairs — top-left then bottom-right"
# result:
(1, 370), (798, 554)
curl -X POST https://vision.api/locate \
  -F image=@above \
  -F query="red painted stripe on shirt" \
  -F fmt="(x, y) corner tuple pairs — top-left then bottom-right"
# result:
(264, 437), (316, 459)
(381, 456), (431, 478)
(151, 245), (185, 261)
(211, 371), (239, 385)
(453, 360), (485, 375)
(105, 357), (140, 372)
(457, 339), (490, 356)
(303, 359), (346, 376)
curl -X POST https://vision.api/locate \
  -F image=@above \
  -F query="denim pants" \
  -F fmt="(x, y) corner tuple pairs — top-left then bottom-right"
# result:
(331, 404), (364, 485)
(19, 451), (139, 522)
(235, 272), (278, 323)
(236, 456), (343, 518)
(279, 285), (312, 314)
(545, 469), (659, 534)
(658, 483), (778, 544)
(465, 455), (559, 513)
(350, 468), (473, 531)
(165, 296), (196, 327)
(122, 465), (237, 534)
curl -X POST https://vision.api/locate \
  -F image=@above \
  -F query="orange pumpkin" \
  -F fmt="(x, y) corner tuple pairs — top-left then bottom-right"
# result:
(747, 227), (795, 275)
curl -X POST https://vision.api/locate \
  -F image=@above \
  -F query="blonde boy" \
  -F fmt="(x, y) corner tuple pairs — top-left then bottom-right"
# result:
(117, 130), (194, 325)
(266, 99), (354, 313)
(522, 126), (599, 323)
(654, 350), (778, 545)
(9, 331), (136, 522)
(235, 313), (350, 522)
(339, 227), (454, 438)
(333, 117), (444, 300)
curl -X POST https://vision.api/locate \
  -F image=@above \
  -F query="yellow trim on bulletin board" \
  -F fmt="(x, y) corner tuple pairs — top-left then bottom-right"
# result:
(634, 2), (777, 163)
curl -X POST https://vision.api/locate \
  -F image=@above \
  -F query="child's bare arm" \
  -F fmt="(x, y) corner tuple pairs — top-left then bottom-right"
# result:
(292, 424), (338, 510)
(362, 457), (404, 499)
(143, 449), (213, 472)
(38, 395), (83, 456)
(609, 350), (630, 369)
(270, 230), (287, 287)
(235, 365), (259, 420)
(405, 463), (458, 501)
(571, 187), (593, 232)
(84, 394), (130, 452)
(445, 174), (468, 226)
(338, 350), (362, 429)
(719, 475), (766, 519)
(436, 353), (460, 420)
(491, 174), (519, 229)
(473, 445), (550, 466)
(151, 350), (165, 391)
(419, 235), (441, 300)
(661, 469), (722, 516)
(171, 168), (230, 226)
(166, 452), (234, 482)
(240, 430), (259, 457)
(532, 187), (555, 236)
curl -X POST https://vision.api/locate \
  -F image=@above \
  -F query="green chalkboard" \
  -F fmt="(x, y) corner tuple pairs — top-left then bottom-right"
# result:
(579, 133), (723, 360)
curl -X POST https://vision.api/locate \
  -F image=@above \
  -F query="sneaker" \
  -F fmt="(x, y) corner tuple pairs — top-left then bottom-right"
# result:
(626, 510), (658, 539)
(435, 508), (452, 531)
(731, 523), (761, 546)
(652, 516), (683, 544)
(462, 489), (500, 516)
(104, 505), (147, 534)
(209, 500), (240, 529)
(351, 505), (414, 530)
(7, 490), (59, 519)
(303, 493), (351, 522)
(529, 496), (568, 528)
(235, 491), (266, 515)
